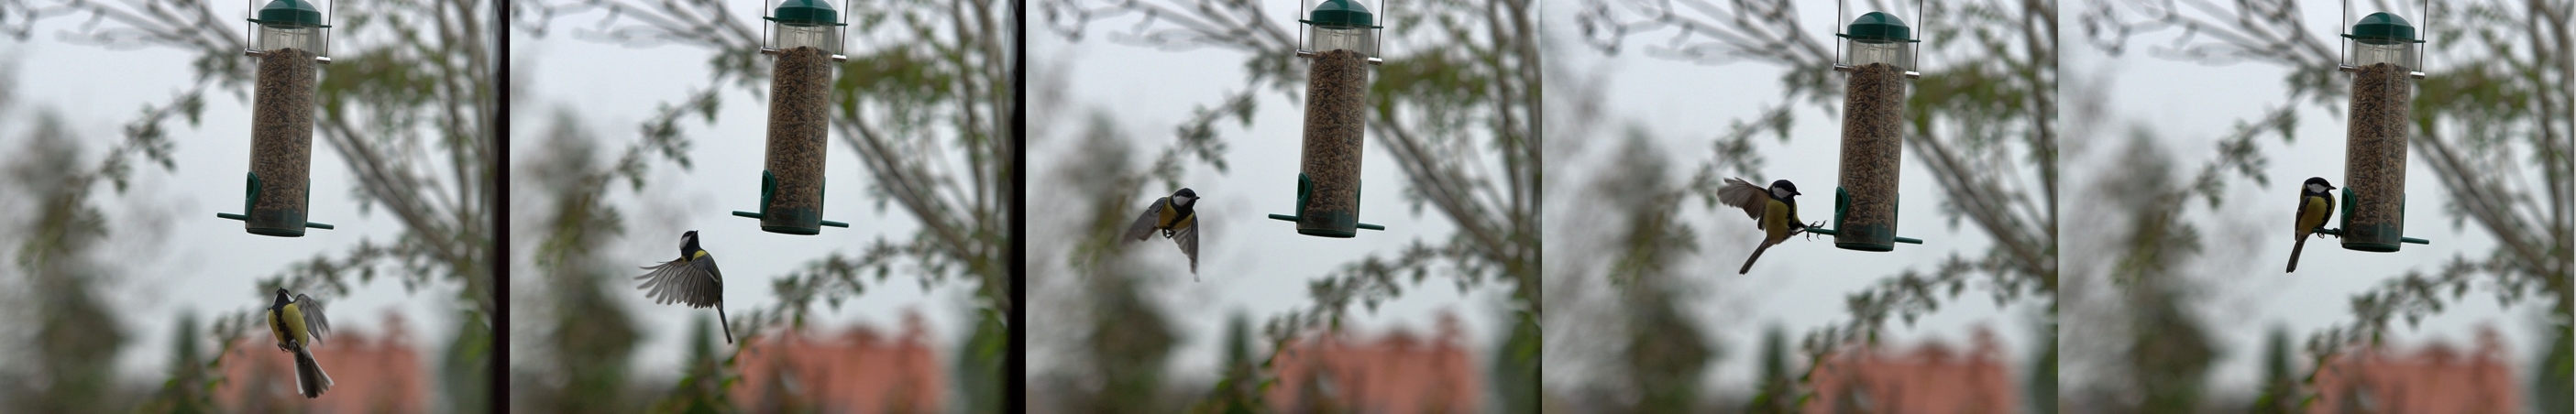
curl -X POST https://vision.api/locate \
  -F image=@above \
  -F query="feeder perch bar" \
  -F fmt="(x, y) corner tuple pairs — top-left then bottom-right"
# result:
(733, 170), (851, 233)
(1270, 173), (1387, 235)
(215, 172), (334, 233)
(2307, 227), (2429, 245)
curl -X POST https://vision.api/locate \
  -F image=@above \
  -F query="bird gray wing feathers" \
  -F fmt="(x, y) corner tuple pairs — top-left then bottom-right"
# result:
(1175, 223), (1199, 277)
(1715, 178), (1769, 220)
(297, 294), (330, 346)
(635, 256), (723, 308)
(1123, 198), (1170, 241)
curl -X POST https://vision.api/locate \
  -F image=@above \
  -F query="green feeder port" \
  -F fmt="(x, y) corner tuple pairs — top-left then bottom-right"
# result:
(215, 172), (334, 236)
(1268, 173), (1385, 237)
(2333, 188), (2425, 251)
(1805, 187), (1922, 250)
(733, 170), (850, 234)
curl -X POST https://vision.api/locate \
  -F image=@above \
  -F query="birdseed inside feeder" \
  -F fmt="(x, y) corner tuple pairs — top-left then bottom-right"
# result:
(216, 0), (335, 236)
(732, 0), (852, 234)
(1268, 0), (1388, 237)
(1821, 10), (1922, 251)
(2337, 10), (2427, 252)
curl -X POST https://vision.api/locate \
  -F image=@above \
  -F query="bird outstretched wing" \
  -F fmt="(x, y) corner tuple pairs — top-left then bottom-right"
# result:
(1715, 178), (1770, 220)
(296, 294), (330, 346)
(1123, 197), (1171, 242)
(1174, 221), (1199, 277)
(635, 256), (723, 308)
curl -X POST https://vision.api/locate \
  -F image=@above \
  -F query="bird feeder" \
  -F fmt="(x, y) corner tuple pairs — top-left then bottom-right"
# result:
(1812, 6), (1924, 251)
(215, 0), (335, 236)
(1266, 0), (1387, 237)
(2335, 4), (2429, 252)
(731, 0), (852, 234)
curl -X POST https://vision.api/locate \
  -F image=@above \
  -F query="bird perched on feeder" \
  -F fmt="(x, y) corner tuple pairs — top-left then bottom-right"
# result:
(265, 288), (333, 398)
(1124, 188), (1201, 278)
(2287, 177), (2338, 272)
(636, 230), (735, 343)
(1718, 178), (1810, 274)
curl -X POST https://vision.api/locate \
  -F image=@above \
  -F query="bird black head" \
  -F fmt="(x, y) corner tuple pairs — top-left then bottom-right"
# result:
(1769, 180), (1802, 199)
(2304, 177), (2336, 195)
(271, 289), (292, 308)
(680, 231), (701, 256)
(1172, 188), (1199, 208)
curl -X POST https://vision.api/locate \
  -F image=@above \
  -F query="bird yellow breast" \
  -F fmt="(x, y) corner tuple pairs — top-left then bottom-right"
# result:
(1763, 198), (1794, 240)
(1155, 198), (1181, 229)
(281, 302), (309, 345)
(693, 250), (710, 260)
(2297, 195), (2332, 233)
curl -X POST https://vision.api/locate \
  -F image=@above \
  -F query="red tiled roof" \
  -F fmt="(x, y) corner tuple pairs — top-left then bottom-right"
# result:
(2308, 326), (2521, 414)
(1806, 327), (2018, 414)
(218, 311), (429, 413)
(1268, 311), (1481, 413)
(731, 310), (945, 413)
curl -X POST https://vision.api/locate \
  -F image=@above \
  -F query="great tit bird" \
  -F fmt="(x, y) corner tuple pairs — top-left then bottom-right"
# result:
(1122, 188), (1200, 278)
(2288, 177), (2338, 272)
(636, 230), (735, 343)
(266, 289), (333, 398)
(1717, 178), (1809, 274)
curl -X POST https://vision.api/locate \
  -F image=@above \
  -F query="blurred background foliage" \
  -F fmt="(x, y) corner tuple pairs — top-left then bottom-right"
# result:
(1564, 0), (2058, 410)
(0, 0), (496, 411)
(509, 0), (1009, 410)
(2082, 0), (2569, 410)
(1038, 0), (1538, 409)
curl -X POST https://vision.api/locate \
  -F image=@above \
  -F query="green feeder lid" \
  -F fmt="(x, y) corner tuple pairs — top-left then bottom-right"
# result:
(1302, 0), (1379, 28)
(1837, 12), (1918, 43)
(248, 0), (326, 27)
(766, 0), (842, 26)
(2344, 12), (2424, 44)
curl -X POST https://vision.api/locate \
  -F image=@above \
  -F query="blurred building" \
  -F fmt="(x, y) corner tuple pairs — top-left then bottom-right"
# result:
(2308, 327), (2520, 414)
(732, 310), (945, 413)
(218, 312), (429, 413)
(1805, 327), (2017, 414)
(1268, 311), (1481, 413)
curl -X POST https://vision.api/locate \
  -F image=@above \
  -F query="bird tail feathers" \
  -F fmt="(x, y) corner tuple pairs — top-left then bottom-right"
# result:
(293, 347), (332, 398)
(718, 305), (736, 344)
(1740, 244), (1773, 275)
(2287, 236), (2308, 272)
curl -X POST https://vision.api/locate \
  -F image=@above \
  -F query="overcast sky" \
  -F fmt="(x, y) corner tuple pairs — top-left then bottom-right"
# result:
(1539, 0), (2542, 398)
(507, 7), (977, 384)
(0, 1), (975, 389)
(1027, 5), (1513, 387)
(1537, 0), (2047, 394)
(2061, 0), (2541, 393)
(2, 15), (464, 382)
(2, 0), (2544, 403)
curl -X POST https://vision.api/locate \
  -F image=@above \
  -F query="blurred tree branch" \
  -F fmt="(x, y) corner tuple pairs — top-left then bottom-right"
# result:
(1044, 0), (1539, 409)
(1580, 0), (2057, 370)
(20, 0), (501, 321)
(2088, 0), (2568, 408)
(518, 0), (1010, 409)
(518, 0), (1011, 320)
